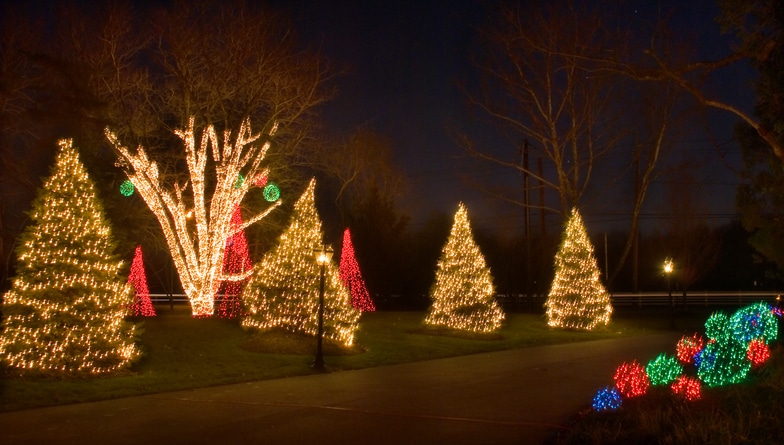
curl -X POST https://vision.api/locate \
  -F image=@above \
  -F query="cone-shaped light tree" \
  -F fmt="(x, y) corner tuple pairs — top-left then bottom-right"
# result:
(105, 117), (282, 317)
(242, 178), (360, 346)
(128, 245), (156, 317)
(545, 208), (612, 330)
(425, 203), (504, 333)
(339, 228), (375, 312)
(0, 139), (140, 376)
(215, 205), (253, 318)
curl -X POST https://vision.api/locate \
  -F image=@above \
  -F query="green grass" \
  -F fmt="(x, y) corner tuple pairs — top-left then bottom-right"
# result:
(547, 332), (784, 444)
(0, 307), (695, 413)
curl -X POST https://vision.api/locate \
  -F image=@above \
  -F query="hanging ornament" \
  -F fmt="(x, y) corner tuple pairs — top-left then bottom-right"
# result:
(253, 174), (268, 188)
(263, 183), (280, 202)
(234, 174), (245, 189)
(120, 179), (135, 197)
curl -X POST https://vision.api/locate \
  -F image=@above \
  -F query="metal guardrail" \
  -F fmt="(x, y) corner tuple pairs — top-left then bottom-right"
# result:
(147, 291), (783, 310)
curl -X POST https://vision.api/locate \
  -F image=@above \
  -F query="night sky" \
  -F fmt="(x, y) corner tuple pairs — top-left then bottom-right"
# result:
(271, 0), (755, 236)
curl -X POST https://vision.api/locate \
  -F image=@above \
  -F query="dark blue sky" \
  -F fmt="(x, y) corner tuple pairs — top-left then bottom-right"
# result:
(275, 0), (753, 236)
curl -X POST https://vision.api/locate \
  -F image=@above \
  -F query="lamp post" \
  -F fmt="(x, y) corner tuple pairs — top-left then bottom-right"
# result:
(664, 258), (674, 329)
(313, 245), (332, 371)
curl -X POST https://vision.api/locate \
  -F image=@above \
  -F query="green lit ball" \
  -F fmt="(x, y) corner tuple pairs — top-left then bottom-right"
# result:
(234, 174), (245, 189)
(705, 311), (731, 341)
(730, 302), (778, 344)
(646, 353), (682, 386)
(697, 337), (751, 387)
(263, 183), (280, 202)
(120, 180), (135, 197)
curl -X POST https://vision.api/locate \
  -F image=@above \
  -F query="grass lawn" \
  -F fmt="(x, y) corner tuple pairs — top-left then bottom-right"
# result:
(0, 306), (689, 412)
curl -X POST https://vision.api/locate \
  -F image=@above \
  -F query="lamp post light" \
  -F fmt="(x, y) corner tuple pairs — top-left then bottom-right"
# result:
(312, 245), (332, 371)
(664, 258), (674, 329)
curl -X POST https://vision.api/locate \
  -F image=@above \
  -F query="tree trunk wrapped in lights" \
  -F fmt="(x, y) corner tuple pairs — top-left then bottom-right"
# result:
(105, 117), (281, 317)
(425, 203), (504, 333)
(339, 228), (375, 312)
(128, 245), (156, 317)
(242, 178), (360, 346)
(545, 208), (612, 330)
(0, 139), (140, 376)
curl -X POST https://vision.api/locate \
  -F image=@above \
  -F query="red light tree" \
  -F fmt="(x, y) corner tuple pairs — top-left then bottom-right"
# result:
(215, 205), (252, 318)
(339, 228), (375, 312)
(128, 245), (156, 317)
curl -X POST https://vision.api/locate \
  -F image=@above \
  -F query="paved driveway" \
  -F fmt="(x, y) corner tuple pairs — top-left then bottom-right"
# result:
(0, 333), (680, 445)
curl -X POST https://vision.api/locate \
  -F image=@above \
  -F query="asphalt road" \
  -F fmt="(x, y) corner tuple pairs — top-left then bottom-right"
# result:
(0, 332), (681, 445)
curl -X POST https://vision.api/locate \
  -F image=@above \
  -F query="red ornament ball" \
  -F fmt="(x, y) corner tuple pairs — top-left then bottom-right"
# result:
(676, 333), (705, 364)
(671, 376), (701, 401)
(747, 339), (771, 367)
(614, 360), (650, 398)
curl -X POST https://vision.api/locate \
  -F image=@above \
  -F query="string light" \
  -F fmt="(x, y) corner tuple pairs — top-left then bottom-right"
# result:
(106, 117), (282, 317)
(671, 376), (702, 401)
(242, 178), (360, 346)
(120, 179), (135, 197)
(0, 139), (140, 375)
(614, 360), (650, 398)
(339, 228), (375, 312)
(424, 203), (505, 333)
(215, 205), (252, 318)
(746, 339), (771, 367)
(646, 353), (682, 386)
(676, 333), (705, 364)
(263, 183), (280, 202)
(545, 207), (612, 330)
(127, 245), (156, 317)
(592, 386), (622, 412)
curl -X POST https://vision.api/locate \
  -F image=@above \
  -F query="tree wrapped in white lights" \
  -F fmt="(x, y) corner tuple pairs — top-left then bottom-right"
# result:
(105, 117), (281, 317)
(545, 208), (612, 330)
(0, 139), (139, 376)
(425, 203), (504, 333)
(242, 178), (360, 346)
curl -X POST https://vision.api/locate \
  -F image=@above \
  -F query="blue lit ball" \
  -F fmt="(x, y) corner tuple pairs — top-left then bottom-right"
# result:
(592, 386), (622, 412)
(730, 302), (778, 344)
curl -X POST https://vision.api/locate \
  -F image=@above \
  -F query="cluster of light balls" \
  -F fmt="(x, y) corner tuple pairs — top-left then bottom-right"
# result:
(424, 203), (504, 333)
(592, 301), (781, 412)
(545, 208), (612, 331)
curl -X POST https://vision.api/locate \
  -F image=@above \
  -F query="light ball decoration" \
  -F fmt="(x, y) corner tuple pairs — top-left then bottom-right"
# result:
(545, 208), (612, 330)
(253, 174), (268, 188)
(242, 178), (360, 346)
(671, 376), (702, 401)
(705, 311), (732, 342)
(646, 353), (683, 386)
(119, 179), (135, 197)
(424, 203), (505, 333)
(676, 333), (705, 364)
(730, 302), (778, 344)
(747, 339), (771, 367)
(613, 360), (650, 398)
(697, 337), (751, 387)
(592, 386), (622, 412)
(263, 183), (280, 202)
(0, 139), (140, 376)
(234, 174), (245, 189)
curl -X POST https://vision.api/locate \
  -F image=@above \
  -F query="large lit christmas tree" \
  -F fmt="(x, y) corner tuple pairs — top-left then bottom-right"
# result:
(0, 139), (140, 376)
(242, 178), (360, 346)
(215, 204), (252, 318)
(339, 228), (375, 312)
(425, 203), (504, 333)
(128, 245), (156, 317)
(545, 207), (612, 330)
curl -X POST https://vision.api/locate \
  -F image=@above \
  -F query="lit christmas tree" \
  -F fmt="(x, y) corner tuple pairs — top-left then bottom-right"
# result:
(0, 139), (140, 376)
(215, 205), (252, 318)
(339, 228), (375, 312)
(545, 207), (612, 330)
(128, 245), (156, 317)
(242, 178), (360, 346)
(425, 203), (504, 333)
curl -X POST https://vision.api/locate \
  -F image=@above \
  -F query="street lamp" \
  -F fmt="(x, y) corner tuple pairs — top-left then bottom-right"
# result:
(664, 258), (674, 329)
(312, 245), (333, 371)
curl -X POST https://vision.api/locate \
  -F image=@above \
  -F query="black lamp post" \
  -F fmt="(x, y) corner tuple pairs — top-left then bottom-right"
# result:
(664, 258), (674, 329)
(312, 245), (332, 371)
